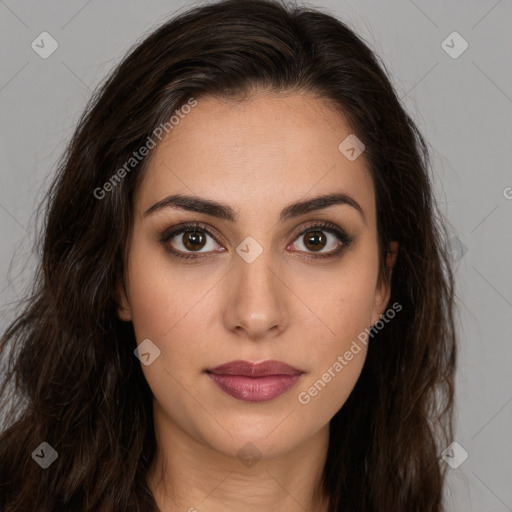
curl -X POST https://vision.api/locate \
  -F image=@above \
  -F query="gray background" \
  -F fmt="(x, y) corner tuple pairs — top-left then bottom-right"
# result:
(1, 1), (511, 510)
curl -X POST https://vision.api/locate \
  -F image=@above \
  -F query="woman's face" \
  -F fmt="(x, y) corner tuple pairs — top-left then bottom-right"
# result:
(118, 92), (396, 461)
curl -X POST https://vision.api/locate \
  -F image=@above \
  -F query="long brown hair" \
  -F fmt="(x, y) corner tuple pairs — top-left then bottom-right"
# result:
(0, 0), (457, 510)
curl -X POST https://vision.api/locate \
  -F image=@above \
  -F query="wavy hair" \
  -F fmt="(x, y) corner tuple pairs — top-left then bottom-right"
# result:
(0, 0), (457, 510)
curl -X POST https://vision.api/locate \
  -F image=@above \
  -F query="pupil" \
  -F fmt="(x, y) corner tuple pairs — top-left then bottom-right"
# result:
(181, 230), (328, 253)
(184, 231), (205, 251)
(305, 231), (326, 251)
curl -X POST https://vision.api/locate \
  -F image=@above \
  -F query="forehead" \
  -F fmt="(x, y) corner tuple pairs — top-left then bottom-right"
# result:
(135, 93), (375, 225)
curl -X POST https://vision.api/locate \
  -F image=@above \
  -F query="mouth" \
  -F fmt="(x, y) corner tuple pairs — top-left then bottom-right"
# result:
(205, 360), (305, 403)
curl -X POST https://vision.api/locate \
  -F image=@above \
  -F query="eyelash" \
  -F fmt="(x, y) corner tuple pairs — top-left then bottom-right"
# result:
(159, 221), (355, 261)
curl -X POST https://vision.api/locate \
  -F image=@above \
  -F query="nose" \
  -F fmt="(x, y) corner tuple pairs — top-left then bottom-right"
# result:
(223, 251), (289, 341)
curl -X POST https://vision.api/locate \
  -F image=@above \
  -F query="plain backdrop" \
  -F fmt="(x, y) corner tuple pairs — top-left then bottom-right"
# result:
(1, 1), (511, 511)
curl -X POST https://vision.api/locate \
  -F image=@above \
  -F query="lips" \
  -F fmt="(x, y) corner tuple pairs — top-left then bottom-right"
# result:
(206, 360), (304, 402)
(208, 359), (303, 377)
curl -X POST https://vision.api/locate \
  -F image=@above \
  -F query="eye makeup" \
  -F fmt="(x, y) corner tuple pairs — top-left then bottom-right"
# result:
(158, 220), (355, 262)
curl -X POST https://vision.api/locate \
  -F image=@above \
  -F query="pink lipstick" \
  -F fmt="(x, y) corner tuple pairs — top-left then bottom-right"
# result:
(206, 360), (304, 402)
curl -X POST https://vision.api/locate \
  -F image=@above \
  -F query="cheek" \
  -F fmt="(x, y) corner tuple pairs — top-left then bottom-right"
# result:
(296, 346), (367, 429)
(125, 239), (215, 341)
(290, 250), (379, 344)
(125, 250), (210, 420)
(295, 277), (371, 419)
(290, 256), (377, 416)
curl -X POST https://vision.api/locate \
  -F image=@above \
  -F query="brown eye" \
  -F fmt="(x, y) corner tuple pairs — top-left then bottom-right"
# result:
(302, 231), (327, 252)
(167, 228), (218, 254)
(160, 221), (353, 262)
(181, 231), (207, 251)
(291, 226), (346, 255)
(160, 223), (223, 257)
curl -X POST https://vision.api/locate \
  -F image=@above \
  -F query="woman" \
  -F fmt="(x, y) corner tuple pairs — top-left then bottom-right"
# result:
(0, 0), (457, 510)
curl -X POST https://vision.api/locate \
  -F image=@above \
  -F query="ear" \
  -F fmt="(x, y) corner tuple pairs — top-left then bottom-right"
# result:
(115, 276), (132, 322)
(370, 241), (399, 325)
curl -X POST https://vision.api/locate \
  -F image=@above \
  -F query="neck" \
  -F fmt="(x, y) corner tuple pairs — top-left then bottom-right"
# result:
(147, 401), (330, 512)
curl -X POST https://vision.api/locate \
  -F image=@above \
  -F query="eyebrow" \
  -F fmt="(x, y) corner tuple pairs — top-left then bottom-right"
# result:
(143, 191), (365, 224)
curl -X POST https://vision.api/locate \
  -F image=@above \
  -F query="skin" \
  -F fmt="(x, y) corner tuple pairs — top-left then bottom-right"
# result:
(117, 92), (398, 511)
